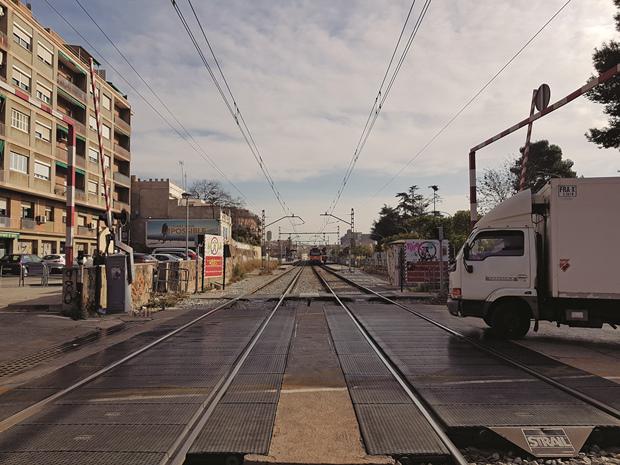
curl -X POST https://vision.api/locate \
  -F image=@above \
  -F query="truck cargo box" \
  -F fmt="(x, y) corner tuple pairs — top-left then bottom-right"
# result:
(540, 178), (620, 299)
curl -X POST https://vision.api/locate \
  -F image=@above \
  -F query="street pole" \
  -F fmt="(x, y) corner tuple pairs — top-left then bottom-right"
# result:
(438, 226), (444, 295)
(279, 226), (282, 264)
(349, 208), (354, 272)
(261, 209), (265, 270)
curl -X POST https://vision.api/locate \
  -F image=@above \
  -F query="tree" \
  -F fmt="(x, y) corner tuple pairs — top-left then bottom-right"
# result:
(585, 0), (620, 149)
(395, 185), (429, 219)
(509, 140), (576, 193)
(189, 180), (243, 217)
(477, 161), (517, 213)
(370, 205), (403, 243)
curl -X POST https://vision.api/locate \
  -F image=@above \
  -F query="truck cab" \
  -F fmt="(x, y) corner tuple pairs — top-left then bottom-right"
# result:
(449, 190), (539, 338)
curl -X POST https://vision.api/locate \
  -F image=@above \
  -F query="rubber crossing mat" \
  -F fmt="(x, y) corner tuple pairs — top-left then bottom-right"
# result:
(324, 306), (450, 459)
(0, 304), (274, 462)
(348, 303), (620, 430)
(188, 304), (296, 456)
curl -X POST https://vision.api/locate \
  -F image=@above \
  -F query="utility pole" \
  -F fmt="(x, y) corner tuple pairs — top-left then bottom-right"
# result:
(429, 185), (439, 216)
(261, 209), (265, 269)
(350, 208), (354, 272)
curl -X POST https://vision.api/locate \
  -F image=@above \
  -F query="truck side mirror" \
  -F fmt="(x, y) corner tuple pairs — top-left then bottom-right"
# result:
(462, 244), (474, 274)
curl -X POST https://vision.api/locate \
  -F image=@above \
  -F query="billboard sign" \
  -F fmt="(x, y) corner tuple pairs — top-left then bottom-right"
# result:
(146, 219), (219, 248)
(204, 234), (224, 278)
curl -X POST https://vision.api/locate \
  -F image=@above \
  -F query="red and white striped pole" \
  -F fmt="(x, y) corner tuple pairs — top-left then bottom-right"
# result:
(468, 63), (620, 225)
(519, 89), (538, 192)
(65, 124), (76, 267)
(89, 58), (113, 238)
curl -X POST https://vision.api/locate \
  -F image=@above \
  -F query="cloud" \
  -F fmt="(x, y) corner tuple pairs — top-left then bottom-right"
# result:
(33, 0), (619, 234)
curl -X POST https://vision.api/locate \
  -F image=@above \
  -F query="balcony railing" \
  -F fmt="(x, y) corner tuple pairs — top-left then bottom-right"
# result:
(0, 216), (10, 228)
(57, 75), (87, 103)
(73, 120), (87, 135)
(54, 185), (66, 196)
(113, 144), (130, 160)
(21, 218), (36, 229)
(0, 31), (8, 49)
(113, 171), (131, 186)
(0, 122), (5, 136)
(113, 200), (129, 211)
(0, 170), (6, 183)
(77, 225), (95, 236)
(75, 189), (87, 202)
(114, 116), (131, 134)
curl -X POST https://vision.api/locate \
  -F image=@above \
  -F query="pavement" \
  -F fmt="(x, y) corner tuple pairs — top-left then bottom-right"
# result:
(0, 275), (63, 311)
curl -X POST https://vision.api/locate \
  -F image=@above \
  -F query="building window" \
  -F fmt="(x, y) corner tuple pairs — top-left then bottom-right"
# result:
(11, 108), (30, 133)
(88, 147), (98, 163)
(35, 122), (52, 142)
(78, 215), (87, 227)
(88, 115), (97, 130)
(0, 197), (8, 217)
(21, 202), (34, 219)
(37, 42), (53, 66)
(34, 161), (51, 181)
(13, 23), (32, 51)
(12, 66), (31, 92)
(102, 123), (111, 140)
(102, 94), (111, 110)
(88, 180), (98, 195)
(44, 206), (54, 221)
(9, 151), (28, 174)
(35, 82), (52, 104)
(103, 154), (111, 169)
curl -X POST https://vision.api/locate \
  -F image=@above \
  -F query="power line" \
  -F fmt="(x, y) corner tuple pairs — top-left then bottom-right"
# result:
(171, 0), (294, 221)
(324, 0), (432, 219)
(371, 0), (574, 197)
(41, 0), (253, 207)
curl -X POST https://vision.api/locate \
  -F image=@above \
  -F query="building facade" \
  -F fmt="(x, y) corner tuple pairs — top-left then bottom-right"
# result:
(0, 1), (131, 258)
(130, 177), (232, 252)
(340, 229), (375, 248)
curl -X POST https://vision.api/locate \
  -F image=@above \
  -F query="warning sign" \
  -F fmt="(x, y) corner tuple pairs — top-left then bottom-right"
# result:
(204, 235), (223, 278)
(522, 428), (574, 455)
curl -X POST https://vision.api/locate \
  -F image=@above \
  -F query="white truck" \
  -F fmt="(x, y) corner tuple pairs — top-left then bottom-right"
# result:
(448, 177), (620, 338)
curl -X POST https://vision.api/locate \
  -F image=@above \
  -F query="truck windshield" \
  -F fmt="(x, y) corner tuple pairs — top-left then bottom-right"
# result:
(468, 230), (524, 261)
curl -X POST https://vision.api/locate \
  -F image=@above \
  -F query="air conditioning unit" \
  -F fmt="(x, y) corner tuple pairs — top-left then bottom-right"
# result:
(36, 215), (47, 224)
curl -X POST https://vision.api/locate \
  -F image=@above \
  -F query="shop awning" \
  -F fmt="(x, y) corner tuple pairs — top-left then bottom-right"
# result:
(55, 160), (85, 176)
(58, 49), (87, 75)
(57, 88), (86, 110)
(0, 232), (19, 239)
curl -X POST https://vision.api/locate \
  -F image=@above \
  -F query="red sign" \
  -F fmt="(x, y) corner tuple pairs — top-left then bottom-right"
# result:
(204, 235), (223, 278)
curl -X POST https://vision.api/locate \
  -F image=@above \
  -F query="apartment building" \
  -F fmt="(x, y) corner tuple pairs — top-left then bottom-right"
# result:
(0, 1), (131, 258)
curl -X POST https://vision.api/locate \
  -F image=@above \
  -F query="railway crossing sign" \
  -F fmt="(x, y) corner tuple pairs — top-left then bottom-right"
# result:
(535, 83), (551, 111)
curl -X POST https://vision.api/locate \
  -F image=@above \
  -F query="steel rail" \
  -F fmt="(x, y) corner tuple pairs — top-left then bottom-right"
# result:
(319, 265), (620, 421)
(0, 265), (300, 433)
(164, 264), (304, 465)
(313, 266), (468, 465)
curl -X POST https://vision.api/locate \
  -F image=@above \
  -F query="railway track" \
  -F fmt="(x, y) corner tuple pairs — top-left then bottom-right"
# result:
(0, 265), (304, 464)
(316, 265), (620, 457)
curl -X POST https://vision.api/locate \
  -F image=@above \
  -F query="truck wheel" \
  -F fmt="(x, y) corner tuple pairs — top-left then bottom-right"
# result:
(490, 301), (531, 339)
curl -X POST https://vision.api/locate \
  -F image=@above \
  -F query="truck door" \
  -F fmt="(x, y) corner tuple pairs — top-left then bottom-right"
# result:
(461, 229), (531, 301)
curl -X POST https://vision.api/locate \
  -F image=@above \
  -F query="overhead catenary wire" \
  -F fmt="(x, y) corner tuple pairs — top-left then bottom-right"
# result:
(323, 0), (432, 222)
(171, 0), (295, 225)
(371, 0), (574, 197)
(41, 0), (253, 207)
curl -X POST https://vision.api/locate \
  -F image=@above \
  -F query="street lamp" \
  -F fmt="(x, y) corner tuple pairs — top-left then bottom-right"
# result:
(181, 192), (191, 259)
(428, 185), (439, 216)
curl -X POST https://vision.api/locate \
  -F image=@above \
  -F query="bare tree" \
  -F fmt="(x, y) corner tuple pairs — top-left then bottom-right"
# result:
(478, 161), (516, 214)
(189, 180), (243, 217)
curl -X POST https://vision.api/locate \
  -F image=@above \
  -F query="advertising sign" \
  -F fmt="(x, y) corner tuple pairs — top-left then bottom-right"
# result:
(404, 240), (449, 263)
(146, 219), (219, 248)
(204, 234), (224, 278)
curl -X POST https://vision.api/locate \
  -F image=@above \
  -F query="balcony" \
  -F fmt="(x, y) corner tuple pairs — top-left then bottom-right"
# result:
(72, 120), (86, 135)
(0, 122), (5, 136)
(54, 184), (66, 196)
(113, 144), (130, 160)
(75, 189), (87, 202)
(77, 225), (95, 237)
(113, 200), (129, 211)
(0, 216), (10, 228)
(113, 171), (130, 186)
(114, 116), (130, 134)
(21, 218), (36, 229)
(0, 31), (7, 49)
(57, 75), (87, 103)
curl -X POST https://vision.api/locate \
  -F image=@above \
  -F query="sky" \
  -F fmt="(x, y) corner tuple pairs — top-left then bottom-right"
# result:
(32, 0), (619, 240)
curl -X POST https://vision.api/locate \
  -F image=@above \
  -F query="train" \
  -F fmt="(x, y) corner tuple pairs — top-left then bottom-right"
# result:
(308, 247), (327, 265)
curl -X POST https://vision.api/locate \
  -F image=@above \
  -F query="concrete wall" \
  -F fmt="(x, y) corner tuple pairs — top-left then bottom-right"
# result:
(131, 263), (155, 308)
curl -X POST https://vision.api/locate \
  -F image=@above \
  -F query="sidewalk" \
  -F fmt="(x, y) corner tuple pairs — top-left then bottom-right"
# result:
(0, 276), (62, 311)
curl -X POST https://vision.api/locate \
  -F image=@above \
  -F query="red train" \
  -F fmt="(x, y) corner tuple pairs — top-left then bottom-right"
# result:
(309, 247), (327, 265)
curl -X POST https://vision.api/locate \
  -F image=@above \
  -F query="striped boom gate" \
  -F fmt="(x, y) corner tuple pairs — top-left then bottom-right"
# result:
(468, 63), (620, 225)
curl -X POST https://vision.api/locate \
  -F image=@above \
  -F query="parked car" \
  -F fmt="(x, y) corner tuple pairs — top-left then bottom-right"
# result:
(153, 253), (182, 262)
(42, 254), (65, 274)
(152, 248), (199, 260)
(133, 253), (158, 264)
(0, 254), (46, 276)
